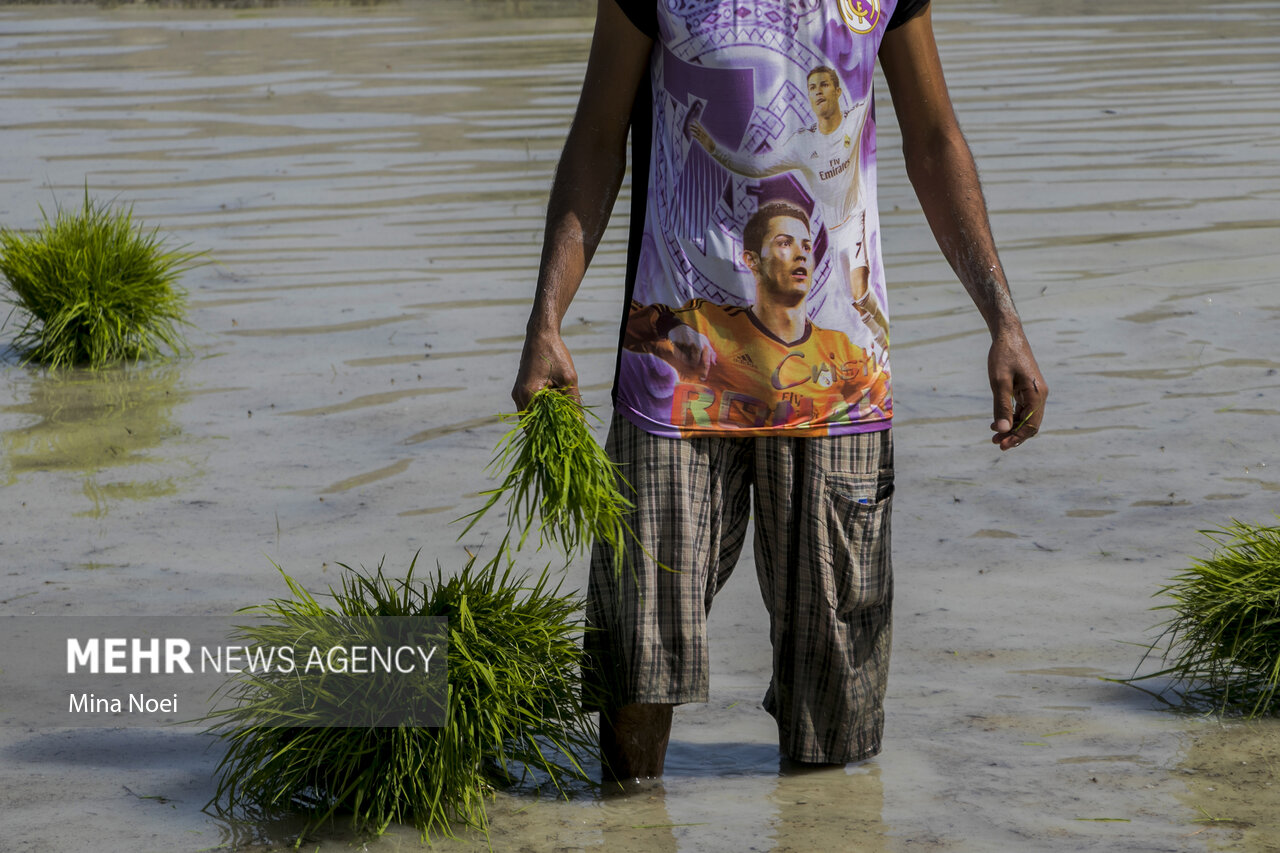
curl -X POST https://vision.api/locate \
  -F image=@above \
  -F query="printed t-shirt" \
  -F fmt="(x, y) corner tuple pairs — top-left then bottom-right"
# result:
(610, 0), (930, 438)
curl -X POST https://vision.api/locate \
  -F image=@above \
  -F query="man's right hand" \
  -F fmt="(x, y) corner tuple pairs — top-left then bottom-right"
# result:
(512, 327), (578, 410)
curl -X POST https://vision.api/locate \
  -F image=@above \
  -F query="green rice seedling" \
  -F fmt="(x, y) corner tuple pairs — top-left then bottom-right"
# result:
(459, 388), (635, 570)
(0, 191), (201, 368)
(206, 552), (597, 841)
(1132, 518), (1280, 716)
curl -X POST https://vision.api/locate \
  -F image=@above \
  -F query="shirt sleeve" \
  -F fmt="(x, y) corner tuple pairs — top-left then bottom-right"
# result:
(610, 0), (658, 39)
(886, 0), (930, 30)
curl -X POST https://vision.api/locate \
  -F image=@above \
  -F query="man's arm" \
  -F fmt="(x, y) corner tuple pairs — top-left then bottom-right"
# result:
(880, 6), (1047, 450)
(511, 0), (654, 409)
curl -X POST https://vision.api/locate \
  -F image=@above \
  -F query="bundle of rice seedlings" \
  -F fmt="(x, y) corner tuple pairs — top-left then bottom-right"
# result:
(459, 388), (634, 569)
(0, 191), (200, 368)
(1135, 518), (1280, 716)
(207, 552), (597, 839)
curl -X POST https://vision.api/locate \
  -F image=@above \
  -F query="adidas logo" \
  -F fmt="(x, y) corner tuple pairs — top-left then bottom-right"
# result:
(734, 352), (755, 367)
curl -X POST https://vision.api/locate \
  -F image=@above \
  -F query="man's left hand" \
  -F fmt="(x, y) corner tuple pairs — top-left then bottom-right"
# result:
(988, 330), (1047, 451)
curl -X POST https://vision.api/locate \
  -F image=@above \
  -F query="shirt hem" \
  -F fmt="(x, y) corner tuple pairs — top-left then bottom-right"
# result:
(616, 402), (892, 440)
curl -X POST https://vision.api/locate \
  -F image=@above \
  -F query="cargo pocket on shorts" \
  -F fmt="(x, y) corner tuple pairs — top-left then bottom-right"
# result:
(821, 473), (893, 618)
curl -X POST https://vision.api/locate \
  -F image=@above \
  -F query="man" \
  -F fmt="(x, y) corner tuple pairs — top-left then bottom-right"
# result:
(688, 67), (887, 352)
(623, 202), (889, 433)
(512, 0), (1047, 780)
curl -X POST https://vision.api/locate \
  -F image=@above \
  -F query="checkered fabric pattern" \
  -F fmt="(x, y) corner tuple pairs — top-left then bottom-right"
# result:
(584, 412), (894, 763)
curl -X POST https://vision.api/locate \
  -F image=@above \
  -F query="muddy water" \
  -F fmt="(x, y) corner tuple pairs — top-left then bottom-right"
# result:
(1, 1), (1279, 851)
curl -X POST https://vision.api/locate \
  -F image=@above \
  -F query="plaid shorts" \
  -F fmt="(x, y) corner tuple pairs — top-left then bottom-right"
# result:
(584, 412), (894, 764)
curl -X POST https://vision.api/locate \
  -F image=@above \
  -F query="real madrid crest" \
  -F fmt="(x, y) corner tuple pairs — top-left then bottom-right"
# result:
(838, 0), (880, 34)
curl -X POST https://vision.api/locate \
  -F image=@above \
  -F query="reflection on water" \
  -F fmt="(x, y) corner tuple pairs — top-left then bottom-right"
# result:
(0, 364), (199, 516)
(195, 745), (890, 852)
(770, 764), (888, 852)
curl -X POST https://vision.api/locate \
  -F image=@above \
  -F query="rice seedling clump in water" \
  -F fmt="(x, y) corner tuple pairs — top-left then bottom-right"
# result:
(0, 192), (200, 368)
(207, 553), (596, 839)
(461, 388), (633, 568)
(1136, 518), (1280, 716)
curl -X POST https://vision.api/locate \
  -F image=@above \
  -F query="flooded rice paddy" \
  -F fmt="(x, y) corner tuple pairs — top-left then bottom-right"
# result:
(1, 0), (1279, 850)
